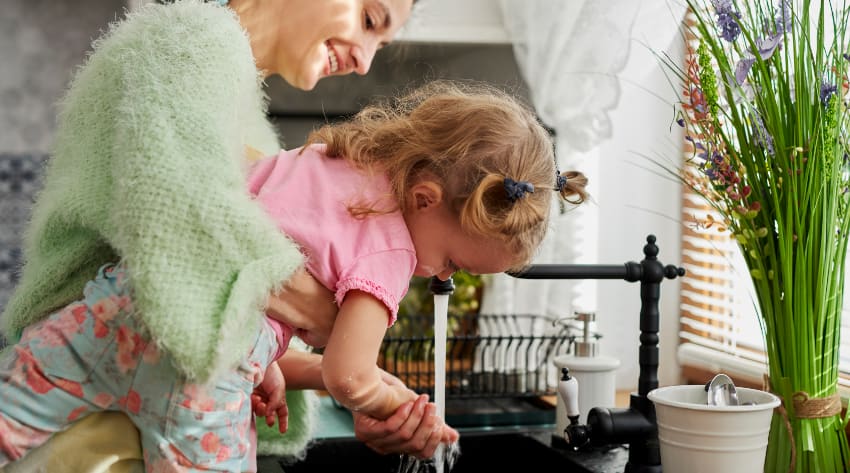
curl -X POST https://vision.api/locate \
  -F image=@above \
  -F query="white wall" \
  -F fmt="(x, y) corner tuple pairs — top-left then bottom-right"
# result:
(595, 4), (686, 390)
(398, 0), (510, 43)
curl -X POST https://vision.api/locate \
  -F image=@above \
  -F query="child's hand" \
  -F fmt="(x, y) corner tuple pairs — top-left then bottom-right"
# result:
(379, 367), (419, 404)
(353, 394), (460, 459)
(252, 361), (288, 433)
(379, 368), (408, 389)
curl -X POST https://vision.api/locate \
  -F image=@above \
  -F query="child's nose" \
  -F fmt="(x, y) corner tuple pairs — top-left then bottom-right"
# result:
(436, 268), (455, 281)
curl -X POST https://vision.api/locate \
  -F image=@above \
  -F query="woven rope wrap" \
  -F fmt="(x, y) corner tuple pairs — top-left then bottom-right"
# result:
(791, 391), (842, 419)
(763, 374), (844, 473)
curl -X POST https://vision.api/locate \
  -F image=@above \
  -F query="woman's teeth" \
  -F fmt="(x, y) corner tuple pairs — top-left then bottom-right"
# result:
(328, 46), (339, 73)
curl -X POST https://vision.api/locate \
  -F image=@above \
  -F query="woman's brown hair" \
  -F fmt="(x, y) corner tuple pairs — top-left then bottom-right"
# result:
(305, 80), (588, 269)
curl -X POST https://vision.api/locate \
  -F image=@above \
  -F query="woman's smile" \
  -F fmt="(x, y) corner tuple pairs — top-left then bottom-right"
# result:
(326, 41), (340, 74)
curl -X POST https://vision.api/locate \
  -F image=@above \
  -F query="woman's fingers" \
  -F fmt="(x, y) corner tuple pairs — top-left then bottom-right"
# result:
(409, 402), (442, 459)
(352, 393), (458, 459)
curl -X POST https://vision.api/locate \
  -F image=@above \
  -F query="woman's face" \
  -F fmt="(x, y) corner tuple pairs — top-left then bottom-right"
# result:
(274, 0), (414, 90)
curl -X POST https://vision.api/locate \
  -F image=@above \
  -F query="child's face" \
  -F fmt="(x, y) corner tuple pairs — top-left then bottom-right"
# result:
(404, 182), (517, 280)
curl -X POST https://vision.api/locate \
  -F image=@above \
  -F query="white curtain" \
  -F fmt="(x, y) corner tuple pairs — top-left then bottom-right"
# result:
(483, 0), (641, 322)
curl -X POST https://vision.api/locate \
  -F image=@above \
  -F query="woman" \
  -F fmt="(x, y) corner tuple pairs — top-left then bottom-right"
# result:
(0, 0), (456, 471)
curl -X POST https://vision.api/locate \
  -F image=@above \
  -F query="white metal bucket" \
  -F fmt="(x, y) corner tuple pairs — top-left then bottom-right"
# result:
(647, 385), (780, 473)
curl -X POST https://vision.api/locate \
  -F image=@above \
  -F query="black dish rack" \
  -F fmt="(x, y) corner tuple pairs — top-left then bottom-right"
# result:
(378, 312), (574, 400)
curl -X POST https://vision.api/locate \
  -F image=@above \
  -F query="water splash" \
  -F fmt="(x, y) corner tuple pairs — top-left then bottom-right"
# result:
(397, 441), (461, 473)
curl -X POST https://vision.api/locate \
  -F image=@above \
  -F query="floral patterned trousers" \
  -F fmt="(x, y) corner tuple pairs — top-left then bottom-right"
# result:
(0, 264), (279, 472)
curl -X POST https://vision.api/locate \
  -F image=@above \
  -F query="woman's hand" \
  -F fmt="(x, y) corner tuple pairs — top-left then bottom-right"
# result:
(266, 267), (336, 347)
(352, 394), (460, 459)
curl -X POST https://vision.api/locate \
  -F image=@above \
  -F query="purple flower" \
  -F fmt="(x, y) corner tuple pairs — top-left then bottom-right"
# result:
(712, 0), (741, 42)
(774, 0), (792, 34)
(735, 57), (756, 85)
(734, 35), (784, 85)
(676, 118), (685, 127)
(751, 112), (775, 155)
(712, 151), (724, 165)
(718, 12), (742, 42)
(757, 34), (784, 59)
(723, 71), (755, 103)
(844, 53), (850, 61)
(821, 82), (838, 105)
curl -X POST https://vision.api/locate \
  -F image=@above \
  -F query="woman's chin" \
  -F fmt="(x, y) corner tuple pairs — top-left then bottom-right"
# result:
(287, 71), (321, 91)
(296, 78), (319, 91)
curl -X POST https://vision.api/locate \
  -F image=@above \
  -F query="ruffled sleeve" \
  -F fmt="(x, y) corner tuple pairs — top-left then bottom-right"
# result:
(335, 249), (417, 326)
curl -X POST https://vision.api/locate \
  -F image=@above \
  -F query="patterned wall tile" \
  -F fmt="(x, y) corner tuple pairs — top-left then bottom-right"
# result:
(0, 154), (48, 347)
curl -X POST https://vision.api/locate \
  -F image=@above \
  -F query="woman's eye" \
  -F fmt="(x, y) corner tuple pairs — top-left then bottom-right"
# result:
(365, 12), (375, 30)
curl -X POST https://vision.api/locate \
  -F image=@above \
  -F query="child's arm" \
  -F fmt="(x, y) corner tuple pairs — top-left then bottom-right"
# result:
(276, 350), (324, 389)
(265, 268), (337, 348)
(321, 290), (418, 420)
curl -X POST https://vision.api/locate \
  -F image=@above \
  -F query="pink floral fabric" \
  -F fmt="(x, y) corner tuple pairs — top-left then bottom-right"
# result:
(0, 264), (280, 472)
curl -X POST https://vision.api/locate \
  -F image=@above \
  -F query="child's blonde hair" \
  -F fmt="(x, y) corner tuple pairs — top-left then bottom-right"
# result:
(305, 80), (588, 269)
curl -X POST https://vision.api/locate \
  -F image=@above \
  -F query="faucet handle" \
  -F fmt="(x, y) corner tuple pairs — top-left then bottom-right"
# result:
(558, 368), (580, 422)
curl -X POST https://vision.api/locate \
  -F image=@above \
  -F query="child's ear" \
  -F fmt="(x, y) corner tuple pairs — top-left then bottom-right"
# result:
(410, 181), (443, 211)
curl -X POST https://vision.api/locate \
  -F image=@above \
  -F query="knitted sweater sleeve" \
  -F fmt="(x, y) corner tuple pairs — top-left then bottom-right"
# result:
(102, 4), (306, 383)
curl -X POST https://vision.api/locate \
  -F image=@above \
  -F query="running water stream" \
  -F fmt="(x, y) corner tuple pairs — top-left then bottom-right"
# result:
(398, 279), (459, 473)
(433, 292), (448, 473)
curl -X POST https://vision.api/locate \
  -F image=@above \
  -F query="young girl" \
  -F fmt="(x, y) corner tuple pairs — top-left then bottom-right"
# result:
(250, 80), (588, 420)
(0, 80), (587, 470)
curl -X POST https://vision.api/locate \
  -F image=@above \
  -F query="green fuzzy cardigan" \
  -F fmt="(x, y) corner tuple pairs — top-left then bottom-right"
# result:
(1, 0), (317, 457)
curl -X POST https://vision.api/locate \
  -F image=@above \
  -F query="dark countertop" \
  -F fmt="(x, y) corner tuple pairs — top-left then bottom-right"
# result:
(552, 436), (630, 473)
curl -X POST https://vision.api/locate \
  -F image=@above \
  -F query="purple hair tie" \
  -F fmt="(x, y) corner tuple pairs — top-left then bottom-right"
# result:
(504, 178), (534, 203)
(556, 171), (567, 192)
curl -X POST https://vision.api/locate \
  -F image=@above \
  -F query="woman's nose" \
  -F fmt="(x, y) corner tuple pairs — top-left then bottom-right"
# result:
(351, 42), (378, 75)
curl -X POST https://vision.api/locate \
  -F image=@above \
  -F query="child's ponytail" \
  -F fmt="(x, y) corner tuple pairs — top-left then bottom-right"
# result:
(555, 170), (589, 205)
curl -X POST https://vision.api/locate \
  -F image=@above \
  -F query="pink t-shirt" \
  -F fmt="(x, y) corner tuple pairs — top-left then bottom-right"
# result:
(247, 145), (417, 354)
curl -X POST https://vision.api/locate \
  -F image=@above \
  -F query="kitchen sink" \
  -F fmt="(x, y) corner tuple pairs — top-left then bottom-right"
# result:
(261, 430), (628, 473)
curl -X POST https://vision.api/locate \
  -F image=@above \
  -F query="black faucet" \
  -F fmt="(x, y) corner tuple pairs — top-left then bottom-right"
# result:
(510, 234), (685, 473)
(429, 275), (456, 295)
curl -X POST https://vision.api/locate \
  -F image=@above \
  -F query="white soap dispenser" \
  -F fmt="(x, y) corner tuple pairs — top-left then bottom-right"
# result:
(552, 311), (620, 436)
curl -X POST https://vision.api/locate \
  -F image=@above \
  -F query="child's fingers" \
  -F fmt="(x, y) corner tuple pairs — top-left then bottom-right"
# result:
(263, 385), (286, 423)
(268, 393), (287, 430)
(443, 425), (460, 444)
(276, 403), (289, 433)
(251, 392), (266, 415)
(252, 395), (269, 417)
